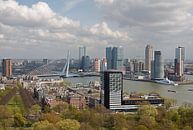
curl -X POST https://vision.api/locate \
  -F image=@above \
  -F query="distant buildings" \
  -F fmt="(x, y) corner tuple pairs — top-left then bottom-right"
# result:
(145, 45), (153, 72)
(106, 46), (124, 70)
(79, 46), (86, 69)
(43, 59), (48, 65)
(2, 59), (12, 78)
(101, 58), (107, 71)
(130, 59), (144, 74)
(94, 58), (100, 72)
(151, 51), (164, 79)
(175, 46), (185, 77)
(81, 56), (90, 72)
(79, 46), (86, 61)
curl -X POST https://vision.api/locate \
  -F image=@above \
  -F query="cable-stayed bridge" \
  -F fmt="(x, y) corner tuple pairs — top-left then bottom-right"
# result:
(27, 51), (79, 78)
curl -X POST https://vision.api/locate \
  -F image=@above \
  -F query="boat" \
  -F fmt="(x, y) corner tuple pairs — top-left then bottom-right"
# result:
(168, 90), (176, 93)
(154, 78), (178, 86)
(188, 89), (193, 92)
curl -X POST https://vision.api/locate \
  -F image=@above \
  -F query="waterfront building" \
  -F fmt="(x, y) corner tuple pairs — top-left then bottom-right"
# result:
(112, 47), (124, 70)
(79, 46), (86, 68)
(175, 46), (185, 77)
(152, 51), (164, 79)
(2, 59), (12, 77)
(106, 46), (124, 70)
(94, 58), (101, 72)
(43, 59), (48, 65)
(81, 56), (90, 72)
(101, 58), (107, 71)
(145, 44), (153, 72)
(100, 70), (164, 111)
(106, 47), (113, 69)
(100, 70), (123, 110)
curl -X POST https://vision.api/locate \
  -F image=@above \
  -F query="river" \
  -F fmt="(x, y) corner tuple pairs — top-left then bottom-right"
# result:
(66, 75), (193, 106)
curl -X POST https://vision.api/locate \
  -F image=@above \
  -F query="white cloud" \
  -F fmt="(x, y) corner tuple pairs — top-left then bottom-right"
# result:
(0, 1), (80, 28)
(95, 0), (193, 58)
(89, 22), (128, 40)
(0, 0), (128, 58)
(95, 0), (114, 5)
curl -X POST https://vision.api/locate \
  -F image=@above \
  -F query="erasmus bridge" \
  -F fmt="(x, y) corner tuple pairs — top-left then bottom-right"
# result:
(27, 51), (79, 78)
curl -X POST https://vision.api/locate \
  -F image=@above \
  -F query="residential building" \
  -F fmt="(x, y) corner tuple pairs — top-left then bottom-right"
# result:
(175, 46), (185, 77)
(2, 59), (12, 77)
(145, 44), (153, 72)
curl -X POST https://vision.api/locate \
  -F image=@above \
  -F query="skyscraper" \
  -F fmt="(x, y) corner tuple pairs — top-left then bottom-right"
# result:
(79, 46), (86, 69)
(106, 46), (124, 70)
(175, 46), (185, 77)
(101, 58), (107, 71)
(112, 46), (124, 70)
(2, 59), (12, 77)
(79, 46), (86, 61)
(101, 70), (123, 110)
(106, 47), (113, 69)
(81, 56), (90, 72)
(145, 44), (153, 72)
(94, 58), (100, 72)
(152, 51), (164, 79)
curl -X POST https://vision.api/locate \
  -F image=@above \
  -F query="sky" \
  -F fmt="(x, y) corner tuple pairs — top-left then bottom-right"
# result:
(0, 0), (193, 59)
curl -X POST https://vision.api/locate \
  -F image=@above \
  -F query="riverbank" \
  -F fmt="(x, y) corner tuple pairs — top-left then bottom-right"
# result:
(123, 77), (193, 86)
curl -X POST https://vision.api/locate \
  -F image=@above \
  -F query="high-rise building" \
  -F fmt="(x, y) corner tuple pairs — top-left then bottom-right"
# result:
(101, 70), (123, 110)
(101, 58), (107, 71)
(152, 51), (164, 79)
(43, 59), (48, 65)
(79, 46), (86, 68)
(106, 47), (113, 69)
(175, 46), (185, 77)
(81, 56), (90, 72)
(145, 45), (153, 72)
(106, 46), (124, 70)
(2, 59), (12, 77)
(79, 46), (86, 61)
(94, 58), (100, 72)
(112, 47), (124, 70)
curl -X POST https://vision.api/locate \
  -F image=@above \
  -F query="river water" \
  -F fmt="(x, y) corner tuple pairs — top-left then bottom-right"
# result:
(66, 75), (193, 106)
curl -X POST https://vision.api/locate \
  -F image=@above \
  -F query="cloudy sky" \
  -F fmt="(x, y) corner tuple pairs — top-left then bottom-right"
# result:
(0, 0), (193, 59)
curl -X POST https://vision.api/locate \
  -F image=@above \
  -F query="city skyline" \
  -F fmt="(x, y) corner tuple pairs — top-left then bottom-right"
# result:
(1, 0), (193, 59)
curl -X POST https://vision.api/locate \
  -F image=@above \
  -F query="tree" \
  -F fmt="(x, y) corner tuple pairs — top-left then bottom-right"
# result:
(53, 103), (69, 113)
(79, 123), (94, 130)
(136, 125), (148, 130)
(138, 105), (158, 118)
(30, 104), (41, 115)
(183, 126), (193, 130)
(32, 120), (57, 130)
(14, 113), (26, 127)
(56, 119), (80, 130)
(40, 112), (61, 124)
(166, 109), (179, 123)
(164, 98), (176, 110)
(0, 105), (13, 130)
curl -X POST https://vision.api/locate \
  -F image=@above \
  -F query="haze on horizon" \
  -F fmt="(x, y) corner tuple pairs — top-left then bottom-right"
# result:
(0, 0), (193, 59)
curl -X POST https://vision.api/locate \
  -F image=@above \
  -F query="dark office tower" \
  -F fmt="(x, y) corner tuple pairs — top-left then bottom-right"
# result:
(145, 45), (153, 72)
(175, 46), (185, 77)
(2, 59), (12, 77)
(79, 46), (86, 68)
(81, 56), (90, 72)
(153, 51), (164, 79)
(106, 47), (113, 69)
(43, 59), (48, 65)
(112, 46), (124, 70)
(106, 46), (124, 70)
(100, 70), (123, 110)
